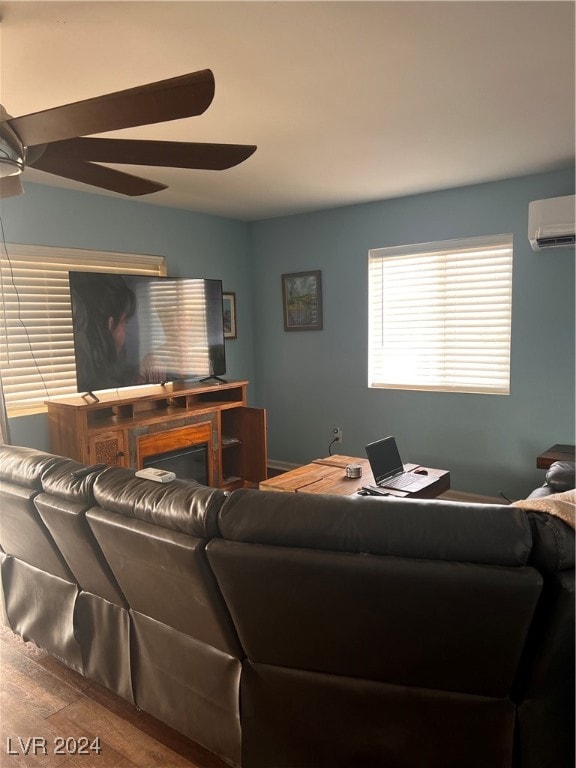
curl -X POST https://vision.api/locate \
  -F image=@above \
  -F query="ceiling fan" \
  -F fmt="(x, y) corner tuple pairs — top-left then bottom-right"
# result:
(0, 69), (256, 199)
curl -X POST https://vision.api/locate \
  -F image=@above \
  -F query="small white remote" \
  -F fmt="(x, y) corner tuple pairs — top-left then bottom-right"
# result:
(135, 467), (176, 483)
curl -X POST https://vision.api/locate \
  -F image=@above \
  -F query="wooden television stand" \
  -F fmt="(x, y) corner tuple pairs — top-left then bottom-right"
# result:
(46, 380), (267, 492)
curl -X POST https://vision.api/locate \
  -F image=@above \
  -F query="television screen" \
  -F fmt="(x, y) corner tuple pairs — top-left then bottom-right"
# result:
(69, 272), (226, 393)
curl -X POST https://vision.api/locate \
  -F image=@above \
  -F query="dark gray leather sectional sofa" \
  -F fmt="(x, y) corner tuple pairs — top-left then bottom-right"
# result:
(0, 444), (574, 768)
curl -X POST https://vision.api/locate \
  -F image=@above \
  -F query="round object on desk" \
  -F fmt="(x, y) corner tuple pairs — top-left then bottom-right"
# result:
(345, 463), (362, 479)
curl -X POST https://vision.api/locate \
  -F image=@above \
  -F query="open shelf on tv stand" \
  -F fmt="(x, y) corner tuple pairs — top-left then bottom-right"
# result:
(46, 379), (267, 491)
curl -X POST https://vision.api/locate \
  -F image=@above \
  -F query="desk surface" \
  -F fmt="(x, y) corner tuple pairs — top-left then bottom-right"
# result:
(260, 455), (450, 498)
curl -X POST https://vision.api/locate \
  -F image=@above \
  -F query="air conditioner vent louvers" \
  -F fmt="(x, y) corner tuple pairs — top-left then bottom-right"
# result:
(536, 235), (576, 248)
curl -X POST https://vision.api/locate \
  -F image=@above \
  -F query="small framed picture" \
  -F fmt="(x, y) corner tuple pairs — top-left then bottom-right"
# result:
(222, 292), (237, 339)
(282, 270), (323, 331)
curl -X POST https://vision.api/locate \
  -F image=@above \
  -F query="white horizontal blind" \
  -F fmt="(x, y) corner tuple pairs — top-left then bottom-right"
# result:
(0, 243), (166, 415)
(368, 235), (513, 395)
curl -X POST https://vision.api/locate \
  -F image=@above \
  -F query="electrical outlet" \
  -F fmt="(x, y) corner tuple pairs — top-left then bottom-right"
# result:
(332, 427), (343, 443)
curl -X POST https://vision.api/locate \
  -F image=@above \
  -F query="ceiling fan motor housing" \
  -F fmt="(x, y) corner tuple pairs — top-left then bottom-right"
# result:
(0, 107), (25, 177)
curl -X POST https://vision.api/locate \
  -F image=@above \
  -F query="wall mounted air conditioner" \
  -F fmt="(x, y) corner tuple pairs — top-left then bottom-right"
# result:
(528, 195), (575, 251)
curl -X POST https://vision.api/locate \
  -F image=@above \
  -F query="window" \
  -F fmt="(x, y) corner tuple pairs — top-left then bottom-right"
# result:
(368, 234), (513, 395)
(0, 243), (166, 416)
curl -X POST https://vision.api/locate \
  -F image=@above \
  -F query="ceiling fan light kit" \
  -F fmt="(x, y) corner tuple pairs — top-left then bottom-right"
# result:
(0, 69), (256, 199)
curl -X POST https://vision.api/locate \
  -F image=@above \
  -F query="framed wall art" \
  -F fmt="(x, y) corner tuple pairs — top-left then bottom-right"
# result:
(281, 270), (323, 331)
(222, 292), (237, 339)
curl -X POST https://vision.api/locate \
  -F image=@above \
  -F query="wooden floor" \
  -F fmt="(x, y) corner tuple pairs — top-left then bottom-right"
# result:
(0, 625), (229, 768)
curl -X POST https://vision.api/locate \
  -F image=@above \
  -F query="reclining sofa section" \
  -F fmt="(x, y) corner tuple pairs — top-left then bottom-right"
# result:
(0, 444), (574, 768)
(0, 445), (240, 765)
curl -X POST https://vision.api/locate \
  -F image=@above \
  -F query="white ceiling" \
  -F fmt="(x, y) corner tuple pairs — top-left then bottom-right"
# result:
(1, 1), (574, 221)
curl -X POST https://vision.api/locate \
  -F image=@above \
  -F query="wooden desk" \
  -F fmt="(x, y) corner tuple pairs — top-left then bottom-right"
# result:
(260, 455), (450, 499)
(537, 444), (575, 469)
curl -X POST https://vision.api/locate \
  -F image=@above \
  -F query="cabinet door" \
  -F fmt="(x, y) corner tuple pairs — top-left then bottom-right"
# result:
(240, 407), (267, 482)
(221, 407), (267, 485)
(88, 431), (128, 467)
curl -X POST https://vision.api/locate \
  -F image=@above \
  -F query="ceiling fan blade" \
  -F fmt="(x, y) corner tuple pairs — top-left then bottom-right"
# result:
(30, 152), (167, 196)
(5, 70), (215, 148)
(37, 137), (257, 171)
(0, 174), (24, 199)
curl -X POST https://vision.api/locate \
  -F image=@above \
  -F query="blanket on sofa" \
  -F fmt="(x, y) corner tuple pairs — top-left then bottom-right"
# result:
(512, 490), (575, 530)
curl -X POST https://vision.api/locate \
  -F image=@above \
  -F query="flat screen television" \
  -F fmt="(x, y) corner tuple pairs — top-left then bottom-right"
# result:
(69, 272), (226, 394)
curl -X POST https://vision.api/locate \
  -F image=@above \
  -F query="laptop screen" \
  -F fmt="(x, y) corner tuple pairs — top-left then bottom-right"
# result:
(365, 437), (404, 484)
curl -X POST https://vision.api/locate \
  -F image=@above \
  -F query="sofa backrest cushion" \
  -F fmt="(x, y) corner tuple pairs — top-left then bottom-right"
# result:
(0, 445), (85, 580)
(208, 539), (542, 699)
(86, 468), (239, 653)
(35, 493), (127, 606)
(0, 480), (72, 580)
(0, 444), (72, 490)
(208, 490), (544, 699)
(87, 507), (242, 656)
(0, 445), (113, 582)
(92, 467), (228, 537)
(218, 489), (532, 565)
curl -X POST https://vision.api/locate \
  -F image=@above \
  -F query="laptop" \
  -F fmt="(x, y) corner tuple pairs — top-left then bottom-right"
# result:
(365, 436), (432, 492)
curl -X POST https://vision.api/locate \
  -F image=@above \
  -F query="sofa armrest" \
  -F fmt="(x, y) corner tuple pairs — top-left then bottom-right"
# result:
(527, 461), (575, 501)
(545, 461), (575, 493)
(526, 510), (575, 573)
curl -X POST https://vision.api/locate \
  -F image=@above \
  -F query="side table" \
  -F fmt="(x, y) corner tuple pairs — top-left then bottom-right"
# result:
(537, 444), (576, 469)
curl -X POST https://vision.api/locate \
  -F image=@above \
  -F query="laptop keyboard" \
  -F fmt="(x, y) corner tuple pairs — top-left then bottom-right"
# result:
(380, 472), (430, 491)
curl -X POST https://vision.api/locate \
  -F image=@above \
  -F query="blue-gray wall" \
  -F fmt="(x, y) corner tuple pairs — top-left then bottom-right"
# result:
(2, 182), (255, 448)
(3, 168), (574, 498)
(250, 168), (575, 498)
